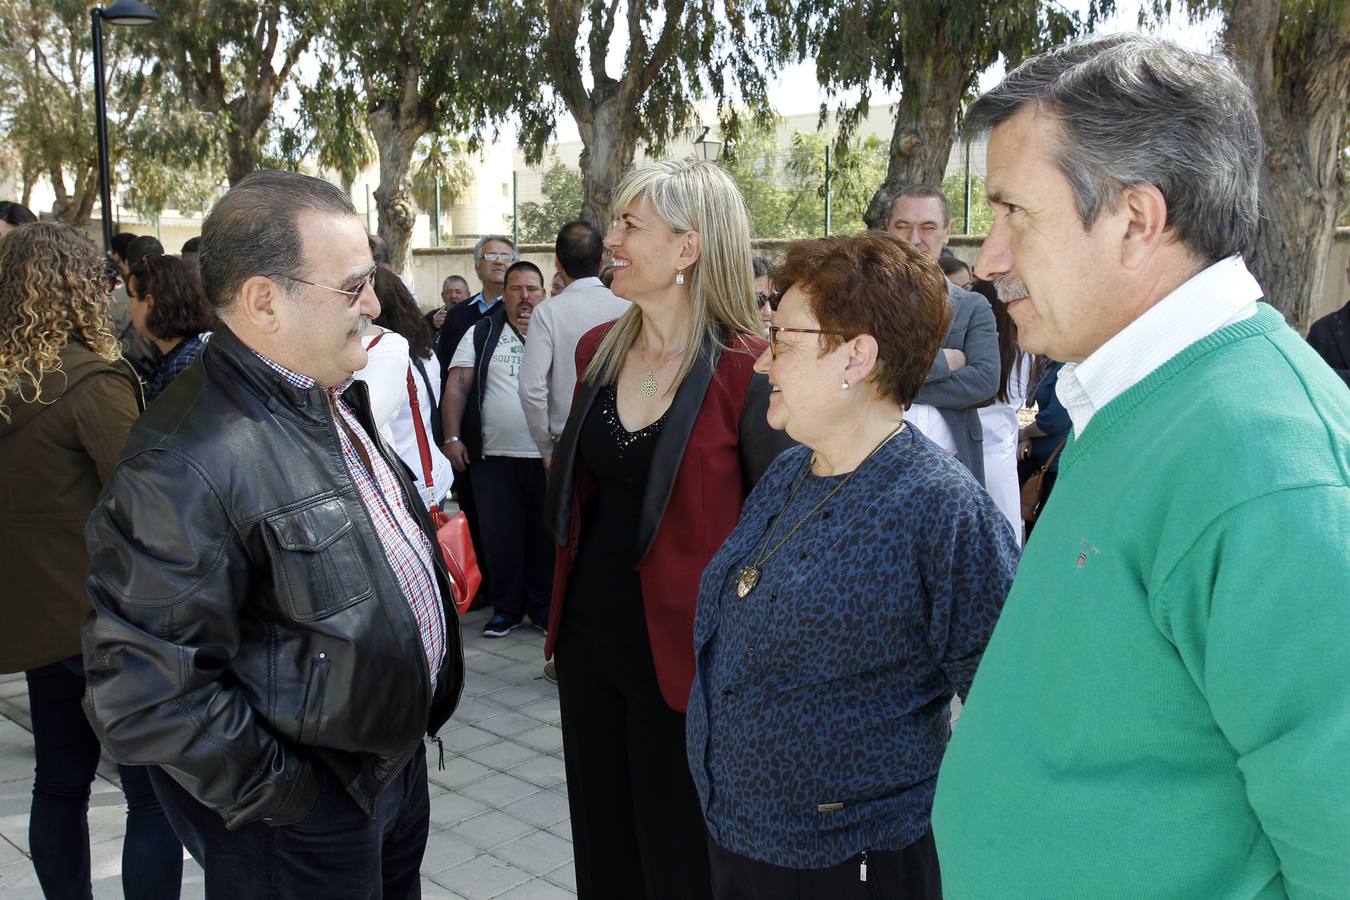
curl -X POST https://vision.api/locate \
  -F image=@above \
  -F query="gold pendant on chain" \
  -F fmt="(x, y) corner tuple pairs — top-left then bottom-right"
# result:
(640, 372), (659, 397)
(735, 565), (761, 598)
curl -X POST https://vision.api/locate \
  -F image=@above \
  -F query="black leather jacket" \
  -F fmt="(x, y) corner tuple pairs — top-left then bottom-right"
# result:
(82, 325), (464, 830)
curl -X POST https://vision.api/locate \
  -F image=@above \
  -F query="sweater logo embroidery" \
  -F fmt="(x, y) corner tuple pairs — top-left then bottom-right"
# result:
(1077, 538), (1101, 568)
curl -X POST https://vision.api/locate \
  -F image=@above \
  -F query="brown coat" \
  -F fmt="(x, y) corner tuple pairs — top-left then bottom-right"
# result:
(0, 341), (140, 673)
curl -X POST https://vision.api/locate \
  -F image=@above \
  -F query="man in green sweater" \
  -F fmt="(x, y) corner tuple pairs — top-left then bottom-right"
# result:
(932, 34), (1350, 899)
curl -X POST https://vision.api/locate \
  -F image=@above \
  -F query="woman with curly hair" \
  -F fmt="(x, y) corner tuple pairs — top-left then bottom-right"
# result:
(0, 223), (183, 899)
(126, 253), (216, 404)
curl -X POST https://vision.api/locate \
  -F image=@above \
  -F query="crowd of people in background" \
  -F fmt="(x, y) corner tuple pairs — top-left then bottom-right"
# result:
(0, 30), (1348, 900)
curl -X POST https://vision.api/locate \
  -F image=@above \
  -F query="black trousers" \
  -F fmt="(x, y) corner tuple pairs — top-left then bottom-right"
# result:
(708, 831), (942, 900)
(555, 614), (713, 900)
(470, 455), (553, 624)
(150, 744), (430, 900)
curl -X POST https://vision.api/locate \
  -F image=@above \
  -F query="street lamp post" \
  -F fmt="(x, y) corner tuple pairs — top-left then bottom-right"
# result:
(694, 127), (723, 163)
(91, 0), (159, 253)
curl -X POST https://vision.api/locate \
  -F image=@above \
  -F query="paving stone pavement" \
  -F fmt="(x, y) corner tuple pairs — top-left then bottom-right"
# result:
(0, 609), (576, 899)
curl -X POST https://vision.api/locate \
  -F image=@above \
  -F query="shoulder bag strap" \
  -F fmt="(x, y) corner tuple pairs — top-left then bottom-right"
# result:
(405, 366), (435, 490)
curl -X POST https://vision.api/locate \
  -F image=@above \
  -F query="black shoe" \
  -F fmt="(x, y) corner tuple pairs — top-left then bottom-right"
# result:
(482, 615), (518, 638)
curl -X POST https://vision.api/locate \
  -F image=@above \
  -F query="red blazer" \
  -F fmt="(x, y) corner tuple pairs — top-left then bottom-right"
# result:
(543, 323), (792, 711)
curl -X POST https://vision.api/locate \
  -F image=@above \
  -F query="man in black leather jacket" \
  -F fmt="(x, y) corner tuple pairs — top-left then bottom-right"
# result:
(81, 170), (464, 898)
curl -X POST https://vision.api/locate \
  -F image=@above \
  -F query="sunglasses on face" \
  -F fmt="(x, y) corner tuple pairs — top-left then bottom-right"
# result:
(756, 290), (783, 310)
(480, 252), (516, 263)
(282, 264), (379, 306)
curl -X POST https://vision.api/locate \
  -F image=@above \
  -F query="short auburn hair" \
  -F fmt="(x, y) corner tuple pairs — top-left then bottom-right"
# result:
(776, 232), (950, 408)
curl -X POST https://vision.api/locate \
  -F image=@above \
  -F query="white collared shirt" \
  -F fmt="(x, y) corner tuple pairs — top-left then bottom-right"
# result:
(1057, 255), (1263, 437)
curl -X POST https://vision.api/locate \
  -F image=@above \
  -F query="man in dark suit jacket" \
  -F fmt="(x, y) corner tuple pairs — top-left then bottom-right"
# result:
(433, 235), (516, 380)
(884, 185), (1000, 484)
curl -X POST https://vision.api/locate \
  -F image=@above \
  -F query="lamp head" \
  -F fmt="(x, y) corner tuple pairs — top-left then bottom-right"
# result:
(99, 0), (159, 26)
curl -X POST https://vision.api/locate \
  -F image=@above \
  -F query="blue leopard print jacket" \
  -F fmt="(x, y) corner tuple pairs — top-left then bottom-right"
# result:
(686, 427), (1019, 868)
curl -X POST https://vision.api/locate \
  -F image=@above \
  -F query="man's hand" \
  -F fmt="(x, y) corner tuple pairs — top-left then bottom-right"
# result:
(432, 307), (448, 329)
(445, 441), (470, 472)
(943, 348), (967, 371)
(541, 455), (551, 473)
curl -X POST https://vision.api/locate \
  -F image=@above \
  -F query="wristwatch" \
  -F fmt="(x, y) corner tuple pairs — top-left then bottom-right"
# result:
(443, 436), (461, 444)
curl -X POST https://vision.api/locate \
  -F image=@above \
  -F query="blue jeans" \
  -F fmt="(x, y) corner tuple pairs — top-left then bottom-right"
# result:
(25, 656), (183, 900)
(150, 743), (430, 899)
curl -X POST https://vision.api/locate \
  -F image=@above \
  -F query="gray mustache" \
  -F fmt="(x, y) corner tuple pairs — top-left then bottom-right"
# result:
(351, 315), (372, 337)
(994, 277), (1029, 303)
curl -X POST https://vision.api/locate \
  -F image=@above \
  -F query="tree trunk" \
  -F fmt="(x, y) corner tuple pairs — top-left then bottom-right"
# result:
(368, 103), (427, 273)
(1224, 0), (1350, 332)
(224, 131), (258, 186)
(863, 56), (970, 230)
(577, 92), (640, 230)
(48, 162), (98, 226)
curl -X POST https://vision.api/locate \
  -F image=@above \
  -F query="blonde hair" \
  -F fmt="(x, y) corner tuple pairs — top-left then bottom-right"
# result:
(0, 223), (120, 422)
(585, 159), (762, 387)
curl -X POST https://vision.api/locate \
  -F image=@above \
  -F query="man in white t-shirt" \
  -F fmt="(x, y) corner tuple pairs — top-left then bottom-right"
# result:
(441, 261), (554, 637)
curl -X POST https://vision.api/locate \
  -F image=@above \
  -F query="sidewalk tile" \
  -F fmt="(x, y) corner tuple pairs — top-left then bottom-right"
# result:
(494, 876), (574, 898)
(459, 773), (539, 808)
(507, 755), (566, 790)
(432, 853), (532, 900)
(545, 860), (576, 893)
(420, 830), (480, 876)
(492, 831), (573, 877)
(476, 712), (542, 739)
(428, 756), (495, 791)
(447, 811), (534, 852)
(501, 792), (570, 830)
(429, 792), (490, 829)
(514, 726), (564, 754)
(465, 740), (539, 772)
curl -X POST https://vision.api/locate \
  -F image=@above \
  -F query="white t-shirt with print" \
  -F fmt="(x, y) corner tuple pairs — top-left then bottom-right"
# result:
(450, 324), (540, 459)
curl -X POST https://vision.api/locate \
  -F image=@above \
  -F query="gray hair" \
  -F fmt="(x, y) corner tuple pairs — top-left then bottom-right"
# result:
(199, 170), (357, 311)
(965, 33), (1261, 263)
(472, 234), (515, 263)
(886, 185), (951, 227)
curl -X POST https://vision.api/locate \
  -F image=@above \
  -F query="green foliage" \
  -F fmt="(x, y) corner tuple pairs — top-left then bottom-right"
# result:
(799, 0), (1088, 129)
(0, 0), (158, 222)
(516, 1), (783, 165)
(411, 135), (474, 213)
(517, 162), (584, 244)
(942, 170), (994, 235)
(718, 123), (890, 238)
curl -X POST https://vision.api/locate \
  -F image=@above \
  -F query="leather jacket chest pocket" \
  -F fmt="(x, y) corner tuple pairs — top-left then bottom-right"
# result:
(264, 498), (374, 621)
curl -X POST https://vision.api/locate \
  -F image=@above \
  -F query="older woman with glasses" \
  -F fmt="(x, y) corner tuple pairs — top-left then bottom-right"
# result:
(686, 232), (1019, 899)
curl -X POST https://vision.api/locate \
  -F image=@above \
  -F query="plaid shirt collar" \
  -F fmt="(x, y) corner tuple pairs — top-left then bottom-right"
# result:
(251, 350), (355, 396)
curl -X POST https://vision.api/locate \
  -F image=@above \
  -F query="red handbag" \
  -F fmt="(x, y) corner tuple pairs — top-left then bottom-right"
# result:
(406, 365), (480, 615)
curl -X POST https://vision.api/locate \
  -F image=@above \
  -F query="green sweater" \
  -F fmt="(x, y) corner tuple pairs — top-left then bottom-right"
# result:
(932, 306), (1350, 899)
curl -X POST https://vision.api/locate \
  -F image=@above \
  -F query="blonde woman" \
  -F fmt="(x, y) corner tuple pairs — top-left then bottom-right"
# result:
(543, 160), (793, 898)
(0, 223), (183, 899)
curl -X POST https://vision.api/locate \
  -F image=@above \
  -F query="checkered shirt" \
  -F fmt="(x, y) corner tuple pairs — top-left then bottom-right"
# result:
(254, 351), (446, 680)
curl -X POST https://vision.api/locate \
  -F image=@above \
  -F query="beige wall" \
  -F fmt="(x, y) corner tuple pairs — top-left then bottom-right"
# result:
(410, 245), (557, 311)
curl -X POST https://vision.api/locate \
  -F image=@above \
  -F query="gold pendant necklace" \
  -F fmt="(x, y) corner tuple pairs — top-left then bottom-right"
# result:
(637, 343), (685, 398)
(735, 421), (905, 599)
(640, 371), (660, 397)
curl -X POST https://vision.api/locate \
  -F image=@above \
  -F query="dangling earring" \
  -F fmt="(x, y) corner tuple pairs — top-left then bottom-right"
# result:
(842, 381), (850, 390)
(675, 270), (685, 285)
